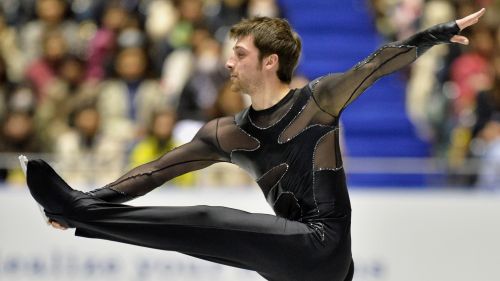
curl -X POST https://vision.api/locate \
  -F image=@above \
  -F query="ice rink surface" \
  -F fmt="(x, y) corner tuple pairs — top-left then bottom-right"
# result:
(1, 186), (499, 281)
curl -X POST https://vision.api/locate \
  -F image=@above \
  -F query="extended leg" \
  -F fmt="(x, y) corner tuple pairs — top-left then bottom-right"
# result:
(68, 201), (315, 279)
(26, 159), (352, 281)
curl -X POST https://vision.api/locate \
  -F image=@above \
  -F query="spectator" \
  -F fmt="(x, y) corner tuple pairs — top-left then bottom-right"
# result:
(117, 15), (147, 50)
(370, 0), (423, 42)
(473, 52), (500, 137)
(36, 55), (99, 150)
(406, 0), (455, 141)
(0, 55), (14, 120)
(0, 0), (36, 26)
(0, 110), (41, 183)
(475, 113), (500, 190)
(54, 105), (126, 187)
(98, 46), (166, 141)
(172, 34), (227, 142)
(159, 26), (213, 107)
(154, 0), (208, 99)
(85, 1), (129, 81)
(446, 24), (496, 184)
(0, 10), (26, 82)
(177, 35), (228, 122)
(449, 24), (495, 115)
(170, 0), (206, 48)
(25, 30), (70, 102)
(204, 0), (247, 42)
(391, 0), (423, 41)
(145, 0), (178, 76)
(145, 0), (177, 43)
(6, 84), (36, 115)
(129, 109), (195, 187)
(20, 0), (81, 64)
(69, 0), (101, 22)
(0, 0), (260, 188)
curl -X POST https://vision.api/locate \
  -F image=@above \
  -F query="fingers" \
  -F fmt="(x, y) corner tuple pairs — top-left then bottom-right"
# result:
(49, 220), (68, 230)
(451, 8), (486, 45)
(456, 8), (486, 30)
(450, 35), (469, 45)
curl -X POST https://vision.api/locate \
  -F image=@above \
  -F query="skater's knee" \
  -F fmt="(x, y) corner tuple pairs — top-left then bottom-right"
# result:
(190, 205), (232, 224)
(191, 205), (212, 220)
(189, 205), (242, 227)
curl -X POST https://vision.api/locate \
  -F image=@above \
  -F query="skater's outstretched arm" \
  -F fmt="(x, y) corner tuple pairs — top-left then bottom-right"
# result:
(88, 119), (231, 203)
(310, 8), (486, 117)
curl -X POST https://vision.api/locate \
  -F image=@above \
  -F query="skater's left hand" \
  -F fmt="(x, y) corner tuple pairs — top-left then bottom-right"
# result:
(451, 8), (486, 45)
(49, 219), (67, 230)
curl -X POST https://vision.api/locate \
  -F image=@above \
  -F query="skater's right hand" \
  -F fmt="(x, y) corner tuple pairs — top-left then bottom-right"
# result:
(49, 219), (67, 230)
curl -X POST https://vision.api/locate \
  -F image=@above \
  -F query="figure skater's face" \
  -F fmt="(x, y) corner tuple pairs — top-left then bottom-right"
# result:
(225, 35), (264, 95)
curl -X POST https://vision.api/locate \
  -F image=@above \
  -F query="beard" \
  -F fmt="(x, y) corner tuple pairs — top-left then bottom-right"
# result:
(229, 76), (246, 94)
(229, 82), (241, 93)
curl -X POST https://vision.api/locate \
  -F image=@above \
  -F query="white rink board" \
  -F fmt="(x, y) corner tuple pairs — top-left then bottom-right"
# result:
(1, 187), (500, 281)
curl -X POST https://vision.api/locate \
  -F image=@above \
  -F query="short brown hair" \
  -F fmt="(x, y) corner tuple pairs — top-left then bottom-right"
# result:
(229, 17), (301, 83)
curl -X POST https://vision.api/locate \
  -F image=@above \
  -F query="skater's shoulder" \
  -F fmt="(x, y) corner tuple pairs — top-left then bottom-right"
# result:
(199, 116), (239, 132)
(195, 116), (258, 153)
(195, 117), (239, 142)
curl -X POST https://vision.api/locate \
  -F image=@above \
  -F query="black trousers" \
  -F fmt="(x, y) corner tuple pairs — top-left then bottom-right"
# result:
(59, 197), (354, 281)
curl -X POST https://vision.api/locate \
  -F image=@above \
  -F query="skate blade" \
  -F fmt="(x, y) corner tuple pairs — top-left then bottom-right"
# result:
(19, 155), (50, 225)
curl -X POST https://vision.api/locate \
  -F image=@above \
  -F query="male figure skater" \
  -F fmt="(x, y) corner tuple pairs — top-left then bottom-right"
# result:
(26, 9), (485, 281)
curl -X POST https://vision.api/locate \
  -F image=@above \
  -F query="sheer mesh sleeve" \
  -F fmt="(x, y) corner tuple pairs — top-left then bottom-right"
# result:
(311, 21), (460, 117)
(92, 119), (230, 202)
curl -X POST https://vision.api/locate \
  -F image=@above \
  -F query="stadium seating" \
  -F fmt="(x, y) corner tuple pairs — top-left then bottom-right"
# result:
(279, 0), (430, 186)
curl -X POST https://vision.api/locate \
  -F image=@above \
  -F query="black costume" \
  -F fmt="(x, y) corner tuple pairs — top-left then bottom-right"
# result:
(26, 22), (460, 281)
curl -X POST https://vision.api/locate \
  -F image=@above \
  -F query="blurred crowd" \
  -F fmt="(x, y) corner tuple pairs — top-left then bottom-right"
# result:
(0, 0), (284, 188)
(0, 0), (498, 189)
(371, 0), (500, 189)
